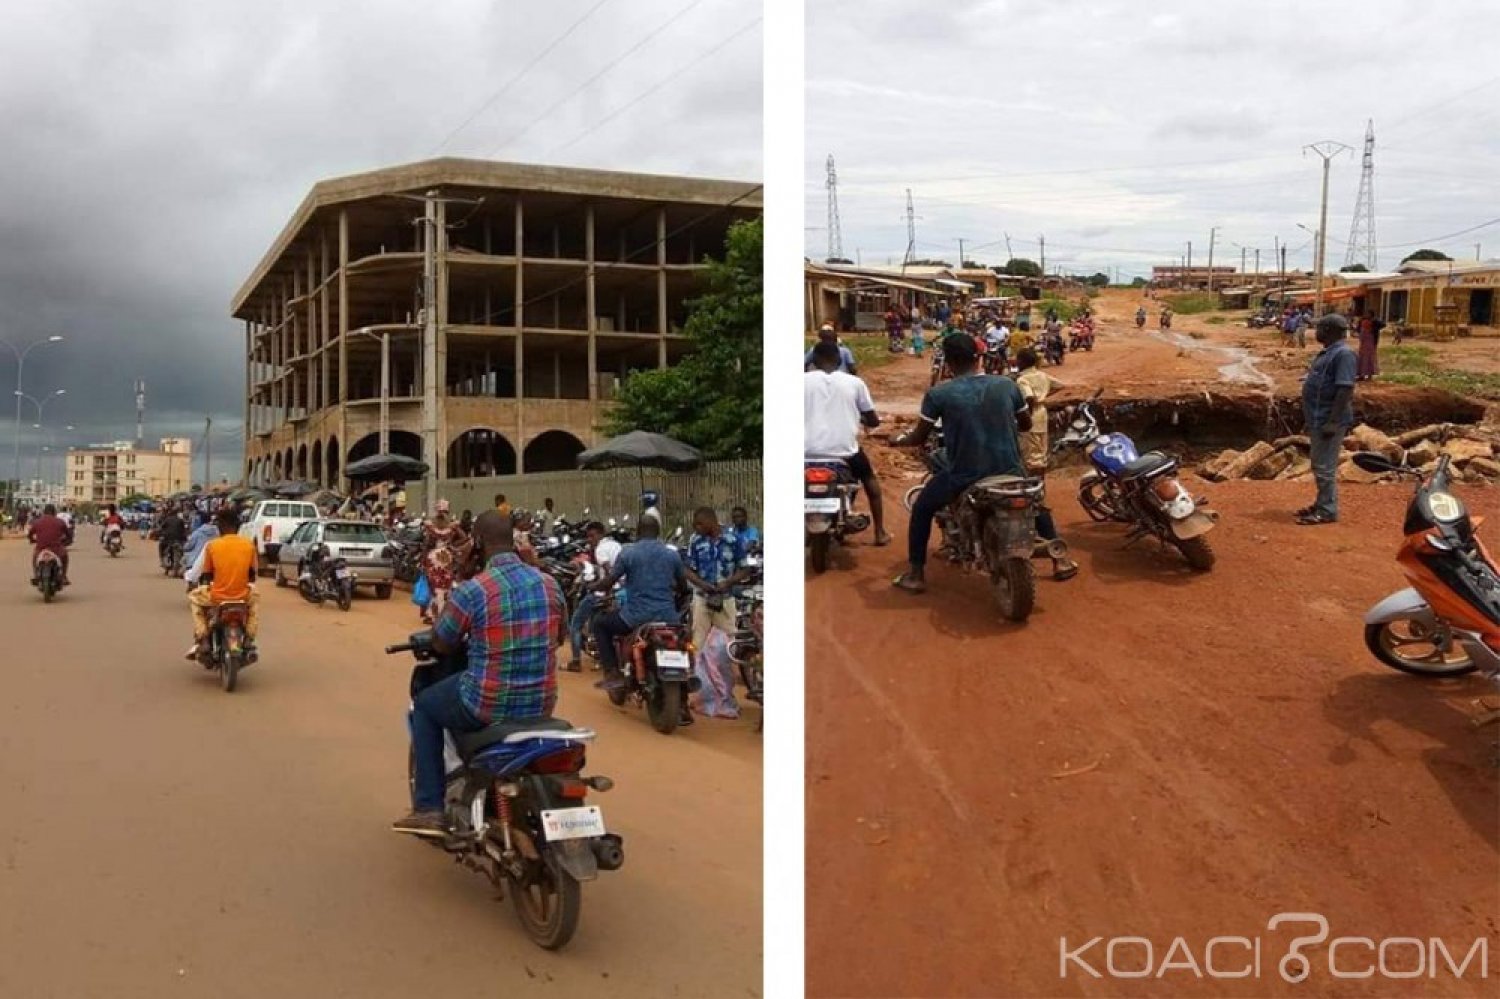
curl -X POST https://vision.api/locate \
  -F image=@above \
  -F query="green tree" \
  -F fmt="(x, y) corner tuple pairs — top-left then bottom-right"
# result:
(1400, 248), (1451, 264)
(1000, 257), (1042, 278)
(1130, 276), (1148, 287)
(1339, 263), (1369, 273)
(604, 218), (762, 459)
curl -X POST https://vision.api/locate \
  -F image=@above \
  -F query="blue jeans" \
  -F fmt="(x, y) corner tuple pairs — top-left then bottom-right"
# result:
(410, 672), (485, 812)
(909, 471), (1061, 568)
(592, 609), (635, 675)
(1309, 427), (1342, 520)
(569, 592), (600, 661)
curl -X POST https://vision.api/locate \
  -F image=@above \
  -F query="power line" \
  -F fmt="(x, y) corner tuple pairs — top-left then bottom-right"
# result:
(489, 0), (712, 158)
(432, 0), (615, 153)
(545, 16), (760, 156)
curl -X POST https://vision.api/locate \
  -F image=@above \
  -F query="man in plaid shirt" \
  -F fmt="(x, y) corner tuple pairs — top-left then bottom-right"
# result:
(394, 511), (567, 838)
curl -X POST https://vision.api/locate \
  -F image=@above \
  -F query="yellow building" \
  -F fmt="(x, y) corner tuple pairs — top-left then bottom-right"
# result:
(1343, 260), (1500, 336)
(66, 438), (192, 505)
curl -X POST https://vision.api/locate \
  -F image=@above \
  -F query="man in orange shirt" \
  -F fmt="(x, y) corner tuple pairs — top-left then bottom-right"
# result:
(183, 507), (261, 660)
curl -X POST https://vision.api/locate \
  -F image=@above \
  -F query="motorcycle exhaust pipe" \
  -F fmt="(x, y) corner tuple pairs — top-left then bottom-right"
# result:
(591, 833), (625, 871)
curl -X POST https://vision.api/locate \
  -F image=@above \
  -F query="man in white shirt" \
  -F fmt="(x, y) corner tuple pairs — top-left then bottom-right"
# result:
(565, 520), (623, 672)
(804, 339), (890, 546)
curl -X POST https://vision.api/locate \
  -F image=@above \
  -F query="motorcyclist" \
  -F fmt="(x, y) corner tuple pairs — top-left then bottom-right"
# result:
(27, 503), (71, 586)
(99, 504), (125, 549)
(890, 333), (1075, 592)
(156, 505), (188, 567)
(1160, 305), (1174, 329)
(1135, 305), (1147, 327)
(183, 507), (259, 661)
(182, 513), (220, 569)
(590, 512), (715, 693)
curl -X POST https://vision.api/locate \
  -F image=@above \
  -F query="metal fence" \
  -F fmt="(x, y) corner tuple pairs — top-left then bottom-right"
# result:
(407, 459), (762, 535)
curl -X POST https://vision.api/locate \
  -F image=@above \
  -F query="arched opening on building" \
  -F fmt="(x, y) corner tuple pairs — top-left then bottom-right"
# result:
(295, 444), (308, 479)
(523, 430), (586, 473)
(447, 428), (517, 478)
(283, 448), (294, 481)
(327, 435), (340, 485)
(244, 458), (253, 483)
(311, 440), (323, 484)
(272, 453), (284, 480)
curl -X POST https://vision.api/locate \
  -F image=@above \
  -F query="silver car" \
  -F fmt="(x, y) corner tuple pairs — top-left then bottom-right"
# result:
(274, 519), (396, 599)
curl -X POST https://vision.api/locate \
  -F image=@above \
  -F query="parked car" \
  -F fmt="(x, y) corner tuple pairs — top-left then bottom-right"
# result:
(274, 519), (396, 599)
(240, 500), (322, 568)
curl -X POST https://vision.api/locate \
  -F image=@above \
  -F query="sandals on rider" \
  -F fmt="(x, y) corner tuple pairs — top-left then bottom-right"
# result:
(891, 572), (927, 594)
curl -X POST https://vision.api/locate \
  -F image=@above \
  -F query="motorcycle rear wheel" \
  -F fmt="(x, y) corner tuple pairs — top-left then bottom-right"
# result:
(808, 533), (830, 574)
(646, 681), (684, 735)
(42, 578), (55, 603)
(1173, 535), (1216, 572)
(984, 520), (1035, 622)
(222, 651), (240, 692)
(1363, 621), (1476, 677)
(337, 582), (353, 611)
(509, 853), (582, 951)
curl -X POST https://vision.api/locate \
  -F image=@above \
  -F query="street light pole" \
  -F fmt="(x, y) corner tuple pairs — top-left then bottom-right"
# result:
(1304, 141), (1351, 316)
(1, 334), (63, 505)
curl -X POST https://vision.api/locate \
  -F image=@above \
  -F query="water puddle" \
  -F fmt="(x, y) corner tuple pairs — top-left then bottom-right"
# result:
(1150, 330), (1275, 390)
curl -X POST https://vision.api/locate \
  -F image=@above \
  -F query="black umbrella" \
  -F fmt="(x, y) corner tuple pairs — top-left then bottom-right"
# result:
(270, 479), (317, 497)
(344, 453), (430, 481)
(575, 431), (703, 472)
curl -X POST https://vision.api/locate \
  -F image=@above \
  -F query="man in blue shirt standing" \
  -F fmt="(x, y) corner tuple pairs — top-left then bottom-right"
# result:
(730, 505), (760, 546)
(803, 324), (858, 375)
(1298, 314), (1358, 525)
(684, 506), (751, 659)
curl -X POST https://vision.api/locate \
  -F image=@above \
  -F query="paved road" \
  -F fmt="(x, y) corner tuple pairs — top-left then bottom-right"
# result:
(0, 537), (761, 998)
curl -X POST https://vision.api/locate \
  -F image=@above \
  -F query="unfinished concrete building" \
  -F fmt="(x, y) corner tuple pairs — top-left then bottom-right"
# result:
(232, 158), (760, 487)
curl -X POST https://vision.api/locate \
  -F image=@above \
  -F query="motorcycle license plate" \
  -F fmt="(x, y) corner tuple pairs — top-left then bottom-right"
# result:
(804, 498), (842, 513)
(540, 806), (606, 842)
(656, 649), (691, 676)
(334, 568), (353, 579)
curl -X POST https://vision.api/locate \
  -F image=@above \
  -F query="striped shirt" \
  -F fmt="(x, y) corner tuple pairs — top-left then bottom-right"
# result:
(434, 552), (564, 723)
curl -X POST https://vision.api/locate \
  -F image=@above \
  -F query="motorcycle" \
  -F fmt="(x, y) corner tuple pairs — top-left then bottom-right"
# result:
(32, 550), (64, 603)
(1159, 312), (1173, 330)
(902, 444), (1065, 623)
(1135, 312), (1147, 329)
(1349, 448), (1500, 684)
(596, 597), (698, 734)
(1068, 320), (1096, 352)
(296, 542), (356, 611)
(160, 540), (185, 577)
(199, 600), (255, 692)
(728, 552), (764, 730)
(104, 530), (123, 557)
(1052, 389), (1219, 570)
(804, 457), (870, 574)
(1042, 328), (1066, 366)
(387, 631), (623, 949)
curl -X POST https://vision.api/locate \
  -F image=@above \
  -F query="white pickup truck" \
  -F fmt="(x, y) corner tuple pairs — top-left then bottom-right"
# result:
(240, 499), (321, 569)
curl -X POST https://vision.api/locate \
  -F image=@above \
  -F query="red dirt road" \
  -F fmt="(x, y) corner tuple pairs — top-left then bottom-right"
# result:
(805, 322), (1499, 997)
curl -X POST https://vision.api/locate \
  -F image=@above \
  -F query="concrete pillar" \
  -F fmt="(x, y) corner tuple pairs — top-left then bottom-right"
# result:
(514, 197), (525, 474)
(243, 319), (251, 480)
(657, 207), (668, 368)
(306, 249), (316, 414)
(435, 198), (449, 481)
(337, 209), (349, 486)
(586, 203), (598, 403)
(320, 230), (330, 425)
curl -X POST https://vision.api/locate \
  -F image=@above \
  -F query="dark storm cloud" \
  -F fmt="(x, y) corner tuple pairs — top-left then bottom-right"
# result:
(0, 0), (761, 483)
(808, 0), (1500, 278)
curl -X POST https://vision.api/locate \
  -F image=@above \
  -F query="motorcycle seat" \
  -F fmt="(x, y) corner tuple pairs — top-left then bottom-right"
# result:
(455, 716), (575, 759)
(1121, 451), (1177, 478)
(967, 474), (1043, 497)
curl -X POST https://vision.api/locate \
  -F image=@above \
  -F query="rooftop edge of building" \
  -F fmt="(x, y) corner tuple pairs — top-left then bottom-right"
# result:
(232, 157), (762, 316)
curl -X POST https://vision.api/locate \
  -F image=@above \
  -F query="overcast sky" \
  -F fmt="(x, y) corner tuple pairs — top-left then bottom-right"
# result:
(0, 0), (762, 486)
(806, 0), (1499, 281)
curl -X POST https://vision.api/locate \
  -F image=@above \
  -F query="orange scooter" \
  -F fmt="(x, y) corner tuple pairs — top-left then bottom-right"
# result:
(1351, 447), (1500, 686)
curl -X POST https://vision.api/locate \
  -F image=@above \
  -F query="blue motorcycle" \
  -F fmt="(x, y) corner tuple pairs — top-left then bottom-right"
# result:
(387, 632), (624, 950)
(1053, 390), (1219, 571)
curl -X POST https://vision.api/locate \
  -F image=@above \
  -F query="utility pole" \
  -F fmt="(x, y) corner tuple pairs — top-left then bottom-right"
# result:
(204, 415), (211, 487)
(1254, 248), (1260, 279)
(901, 189), (918, 273)
(1207, 227), (1218, 292)
(957, 238), (966, 269)
(1304, 140), (1352, 316)
(825, 155), (844, 262)
(1003, 233), (1013, 262)
(1038, 234), (1046, 276)
(1240, 246), (1246, 277)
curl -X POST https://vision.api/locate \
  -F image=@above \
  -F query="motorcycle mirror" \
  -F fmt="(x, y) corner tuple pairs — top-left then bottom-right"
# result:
(1350, 451), (1399, 475)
